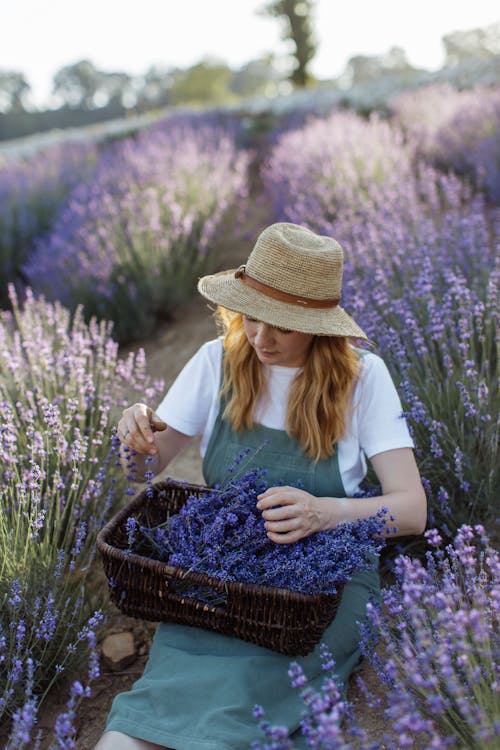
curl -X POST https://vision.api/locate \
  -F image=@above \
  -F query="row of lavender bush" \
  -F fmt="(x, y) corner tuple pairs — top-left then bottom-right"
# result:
(24, 113), (250, 343)
(389, 84), (500, 203)
(0, 86), (497, 342)
(0, 287), (164, 745)
(0, 142), (98, 309)
(261, 105), (499, 534)
(0, 111), (249, 343)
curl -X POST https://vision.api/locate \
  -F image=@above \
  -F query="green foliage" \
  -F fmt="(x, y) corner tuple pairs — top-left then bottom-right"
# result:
(0, 70), (31, 114)
(443, 22), (500, 65)
(169, 60), (237, 106)
(229, 55), (283, 98)
(52, 59), (134, 110)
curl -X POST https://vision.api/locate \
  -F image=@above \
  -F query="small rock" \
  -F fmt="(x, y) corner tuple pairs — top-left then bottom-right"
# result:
(101, 631), (137, 671)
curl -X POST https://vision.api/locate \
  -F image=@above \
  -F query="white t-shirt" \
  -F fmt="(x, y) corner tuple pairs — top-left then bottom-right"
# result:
(156, 338), (414, 496)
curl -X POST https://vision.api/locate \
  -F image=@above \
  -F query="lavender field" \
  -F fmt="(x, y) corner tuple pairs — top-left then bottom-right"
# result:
(0, 84), (499, 748)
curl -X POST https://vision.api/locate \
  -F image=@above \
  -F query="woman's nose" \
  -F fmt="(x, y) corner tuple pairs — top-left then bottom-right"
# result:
(254, 322), (274, 345)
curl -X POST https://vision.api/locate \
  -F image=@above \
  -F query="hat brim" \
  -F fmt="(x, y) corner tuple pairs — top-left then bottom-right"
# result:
(198, 269), (368, 340)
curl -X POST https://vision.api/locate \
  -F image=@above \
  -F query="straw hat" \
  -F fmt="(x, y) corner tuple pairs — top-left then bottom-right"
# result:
(197, 222), (367, 339)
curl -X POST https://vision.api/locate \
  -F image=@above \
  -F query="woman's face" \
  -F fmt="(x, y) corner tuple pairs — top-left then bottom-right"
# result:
(242, 315), (314, 368)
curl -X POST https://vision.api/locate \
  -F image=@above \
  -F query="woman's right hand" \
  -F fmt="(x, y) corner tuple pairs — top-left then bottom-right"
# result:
(117, 403), (167, 456)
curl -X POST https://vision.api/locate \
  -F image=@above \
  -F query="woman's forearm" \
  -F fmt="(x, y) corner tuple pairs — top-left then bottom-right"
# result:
(321, 449), (428, 537)
(317, 488), (427, 537)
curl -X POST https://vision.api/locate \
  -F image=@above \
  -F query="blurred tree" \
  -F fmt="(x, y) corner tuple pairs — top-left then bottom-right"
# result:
(0, 70), (31, 113)
(340, 46), (419, 87)
(97, 71), (134, 107)
(52, 59), (134, 109)
(168, 59), (235, 105)
(259, 0), (317, 87)
(229, 55), (283, 97)
(443, 22), (500, 65)
(53, 59), (100, 109)
(135, 64), (178, 109)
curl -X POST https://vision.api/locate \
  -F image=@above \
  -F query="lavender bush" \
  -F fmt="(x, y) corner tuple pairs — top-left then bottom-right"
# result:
(261, 111), (499, 532)
(390, 84), (500, 203)
(252, 525), (500, 749)
(0, 141), (98, 308)
(24, 114), (250, 342)
(0, 286), (164, 742)
(126, 465), (388, 596)
(2, 610), (103, 750)
(252, 645), (362, 750)
(261, 111), (413, 226)
(334, 167), (499, 531)
(360, 524), (500, 749)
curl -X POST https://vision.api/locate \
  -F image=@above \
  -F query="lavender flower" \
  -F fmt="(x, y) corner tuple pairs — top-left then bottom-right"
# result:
(0, 290), (162, 736)
(129, 468), (387, 596)
(391, 83), (500, 202)
(252, 646), (374, 750)
(0, 141), (98, 308)
(359, 524), (500, 749)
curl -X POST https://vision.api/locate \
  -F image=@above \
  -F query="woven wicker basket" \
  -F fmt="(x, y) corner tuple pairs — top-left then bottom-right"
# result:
(97, 478), (343, 656)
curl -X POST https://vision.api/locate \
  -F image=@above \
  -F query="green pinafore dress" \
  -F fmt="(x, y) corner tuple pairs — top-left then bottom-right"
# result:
(105, 398), (381, 750)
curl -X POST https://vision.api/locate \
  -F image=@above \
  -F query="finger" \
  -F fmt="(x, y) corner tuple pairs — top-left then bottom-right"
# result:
(121, 428), (154, 455)
(261, 505), (298, 521)
(257, 490), (296, 509)
(265, 517), (301, 534)
(257, 486), (293, 499)
(134, 408), (157, 444)
(266, 529), (303, 545)
(118, 419), (133, 443)
(121, 412), (157, 454)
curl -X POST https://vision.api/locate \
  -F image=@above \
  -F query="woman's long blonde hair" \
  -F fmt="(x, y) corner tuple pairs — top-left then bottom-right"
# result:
(217, 307), (361, 461)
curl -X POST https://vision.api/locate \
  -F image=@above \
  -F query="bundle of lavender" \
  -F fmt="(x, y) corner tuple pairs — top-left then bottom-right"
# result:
(126, 467), (388, 596)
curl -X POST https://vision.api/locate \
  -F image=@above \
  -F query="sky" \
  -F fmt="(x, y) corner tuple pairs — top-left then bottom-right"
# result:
(2, 0), (499, 107)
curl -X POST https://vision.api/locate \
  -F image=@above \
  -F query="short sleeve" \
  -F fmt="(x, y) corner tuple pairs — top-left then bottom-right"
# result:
(354, 353), (414, 459)
(155, 339), (222, 437)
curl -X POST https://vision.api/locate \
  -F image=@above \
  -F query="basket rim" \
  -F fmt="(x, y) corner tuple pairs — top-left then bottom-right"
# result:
(97, 477), (210, 580)
(97, 476), (342, 604)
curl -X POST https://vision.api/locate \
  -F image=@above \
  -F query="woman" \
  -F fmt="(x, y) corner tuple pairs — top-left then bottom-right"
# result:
(95, 222), (426, 750)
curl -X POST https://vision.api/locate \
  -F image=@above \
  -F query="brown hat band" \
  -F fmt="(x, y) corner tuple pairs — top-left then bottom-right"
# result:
(234, 266), (340, 309)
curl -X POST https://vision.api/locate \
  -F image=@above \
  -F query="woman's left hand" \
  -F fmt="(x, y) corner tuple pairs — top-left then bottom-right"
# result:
(256, 486), (332, 544)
